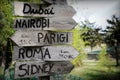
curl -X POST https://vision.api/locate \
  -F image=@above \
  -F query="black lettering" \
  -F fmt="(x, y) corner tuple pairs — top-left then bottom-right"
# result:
(16, 18), (50, 29)
(34, 48), (43, 59)
(23, 4), (54, 15)
(50, 7), (54, 14)
(66, 33), (68, 42)
(15, 19), (21, 28)
(48, 18), (49, 28)
(39, 6), (43, 14)
(30, 19), (35, 28)
(22, 20), (27, 28)
(27, 65), (30, 75)
(43, 63), (54, 73)
(28, 19), (30, 28)
(26, 49), (33, 58)
(43, 63), (49, 73)
(31, 7), (39, 14)
(57, 34), (59, 42)
(23, 3), (31, 14)
(38, 65), (44, 73)
(49, 63), (54, 72)
(42, 18), (47, 28)
(36, 18), (41, 28)
(44, 9), (48, 14)
(18, 64), (27, 77)
(44, 48), (51, 59)
(60, 34), (66, 42)
(19, 48), (25, 59)
(31, 65), (39, 74)
(38, 32), (44, 43)
(50, 33), (55, 43)
(43, 33), (50, 43)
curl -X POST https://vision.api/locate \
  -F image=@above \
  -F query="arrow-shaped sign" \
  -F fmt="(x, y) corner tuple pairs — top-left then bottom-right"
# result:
(13, 46), (79, 61)
(11, 30), (72, 46)
(14, 1), (76, 17)
(14, 61), (74, 79)
(42, 0), (67, 5)
(14, 17), (76, 30)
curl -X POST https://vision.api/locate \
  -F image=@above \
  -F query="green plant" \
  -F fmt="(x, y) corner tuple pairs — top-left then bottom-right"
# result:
(72, 25), (87, 67)
(98, 46), (112, 66)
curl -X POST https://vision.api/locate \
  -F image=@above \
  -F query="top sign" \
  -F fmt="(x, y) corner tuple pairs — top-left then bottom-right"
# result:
(42, 0), (67, 5)
(14, 1), (76, 17)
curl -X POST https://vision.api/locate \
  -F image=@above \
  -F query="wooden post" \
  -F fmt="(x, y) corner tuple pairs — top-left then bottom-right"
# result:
(39, 76), (50, 80)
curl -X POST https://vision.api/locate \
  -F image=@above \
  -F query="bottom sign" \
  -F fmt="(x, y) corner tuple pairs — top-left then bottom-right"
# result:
(14, 61), (74, 79)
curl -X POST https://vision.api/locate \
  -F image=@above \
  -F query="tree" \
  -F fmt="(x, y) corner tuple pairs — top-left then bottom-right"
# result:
(103, 15), (120, 66)
(81, 20), (103, 51)
(0, 0), (14, 52)
(72, 25), (86, 67)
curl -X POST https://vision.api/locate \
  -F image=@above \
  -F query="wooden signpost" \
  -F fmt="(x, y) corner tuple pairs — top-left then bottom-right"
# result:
(11, 30), (72, 46)
(13, 46), (79, 61)
(14, 1), (76, 17)
(14, 17), (76, 30)
(14, 61), (74, 79)
(42, 0), (67, 5)
(11, 0), (77, 79)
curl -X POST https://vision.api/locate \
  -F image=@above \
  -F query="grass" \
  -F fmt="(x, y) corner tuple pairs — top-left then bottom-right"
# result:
(70, 60), (120, 80)
(0, 66), (4, 80)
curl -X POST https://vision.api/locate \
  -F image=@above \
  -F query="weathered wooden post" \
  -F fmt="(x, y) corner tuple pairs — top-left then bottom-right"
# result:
(39, 76), (50, 80)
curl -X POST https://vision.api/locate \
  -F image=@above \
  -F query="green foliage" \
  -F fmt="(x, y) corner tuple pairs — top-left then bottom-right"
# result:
(103, 15), (120, 66)
(81, 20), (102, 50)
(98, 46), (112, 66)
(104, 15), (120, 46)
(0, 0), (15, 51)
(72, 25), (87, 67)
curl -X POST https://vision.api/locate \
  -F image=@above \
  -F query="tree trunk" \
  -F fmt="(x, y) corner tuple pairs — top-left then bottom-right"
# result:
(0, 57), (2, 66)
(90, 46), (93, 52)
(115, 42), (119, 66)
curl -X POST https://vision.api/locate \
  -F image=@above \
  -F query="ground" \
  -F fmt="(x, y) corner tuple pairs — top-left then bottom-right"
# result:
(70, 60), (120, 80)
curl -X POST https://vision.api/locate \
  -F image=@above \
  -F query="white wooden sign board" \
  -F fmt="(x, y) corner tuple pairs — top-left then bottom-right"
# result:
(13, 46), (79, 61)
(14, 17), (76, 30)
(14, 61), (74, 79)
(14, 1), (76, 17)
(11, 30), (72, 46)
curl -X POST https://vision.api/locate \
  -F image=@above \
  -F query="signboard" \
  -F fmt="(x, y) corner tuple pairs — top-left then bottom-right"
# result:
(13, 46), (79, 61)
(11, 30), (72, 46)
(42, 0), (67, 5)
(14, 1), (76, 17)
(14, 17), (76, 30)
(12, 0), (76, 79)
(14, 61), (74, 79)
